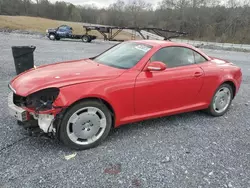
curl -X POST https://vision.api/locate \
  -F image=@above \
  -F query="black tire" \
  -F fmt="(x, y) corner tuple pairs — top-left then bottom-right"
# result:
(59, 100), (112, 150)
(49, 33), (56, 40)
(207, 83), (233, 117)
(17, 120), (24, 126)
(82, 35), (90, 43)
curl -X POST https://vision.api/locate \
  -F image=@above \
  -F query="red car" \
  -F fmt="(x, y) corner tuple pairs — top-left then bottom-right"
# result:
(8, 40), (242, 150)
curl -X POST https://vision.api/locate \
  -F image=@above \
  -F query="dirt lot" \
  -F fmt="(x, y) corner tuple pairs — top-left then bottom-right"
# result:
(0, 33), (250, 188)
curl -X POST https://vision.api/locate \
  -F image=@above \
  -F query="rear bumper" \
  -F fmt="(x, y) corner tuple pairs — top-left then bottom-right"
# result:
(235, 69), (243, 94)
(236, 76), (242, 93)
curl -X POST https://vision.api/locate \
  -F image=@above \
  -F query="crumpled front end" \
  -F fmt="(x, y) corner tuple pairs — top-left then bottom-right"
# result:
(8, 86), (65, 135)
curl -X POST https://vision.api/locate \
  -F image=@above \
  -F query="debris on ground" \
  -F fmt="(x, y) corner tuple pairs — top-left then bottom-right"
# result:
(161, 156), (171, 163)
(64, 153), (77, 160)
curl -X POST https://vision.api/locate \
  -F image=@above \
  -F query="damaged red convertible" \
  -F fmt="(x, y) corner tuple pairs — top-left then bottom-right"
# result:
(8, 40), (242, 150)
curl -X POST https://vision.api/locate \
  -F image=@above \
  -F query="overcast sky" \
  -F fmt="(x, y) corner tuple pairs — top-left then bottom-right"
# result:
(49, 0), (160, 8)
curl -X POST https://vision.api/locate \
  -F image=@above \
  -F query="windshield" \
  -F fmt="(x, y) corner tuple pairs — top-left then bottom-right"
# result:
(93, 42), (152, 69)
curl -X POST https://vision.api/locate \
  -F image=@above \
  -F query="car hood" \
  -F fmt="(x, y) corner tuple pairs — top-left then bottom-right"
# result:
(10, 59), (125, 96)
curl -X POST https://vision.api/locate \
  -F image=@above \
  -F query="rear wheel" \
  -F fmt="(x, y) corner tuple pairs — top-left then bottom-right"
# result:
(207, 83), (233, 116)
(82, 35), (90, 43)
(59, 100), (112, 150)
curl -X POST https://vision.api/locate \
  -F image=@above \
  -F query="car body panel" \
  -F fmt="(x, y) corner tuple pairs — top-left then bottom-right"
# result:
(54, 70), (138, 125)
(8, 40), (242, 129)
(134, 63), (205, 115)
(196, 58), (242, 104)
(10, 59), (126, 96)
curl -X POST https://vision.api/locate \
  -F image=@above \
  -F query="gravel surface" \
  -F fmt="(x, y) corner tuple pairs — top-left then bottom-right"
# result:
(0, 33), (250, 188)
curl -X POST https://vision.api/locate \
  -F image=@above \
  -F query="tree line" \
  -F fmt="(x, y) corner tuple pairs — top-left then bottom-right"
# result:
(0, 0), (250, 43)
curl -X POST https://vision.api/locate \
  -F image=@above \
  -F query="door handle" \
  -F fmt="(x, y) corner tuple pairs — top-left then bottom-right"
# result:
(194, 72), (203, 77)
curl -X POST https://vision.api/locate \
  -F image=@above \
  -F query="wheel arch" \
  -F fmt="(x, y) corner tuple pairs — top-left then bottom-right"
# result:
(49, 32), (56, 36)
(220, 80), (236, 99)
(64, 96), (116, 128)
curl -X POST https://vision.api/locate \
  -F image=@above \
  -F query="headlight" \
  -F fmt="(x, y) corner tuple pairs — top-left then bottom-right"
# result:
(46, 29), (48, 33)
(25, 88), (60, 111)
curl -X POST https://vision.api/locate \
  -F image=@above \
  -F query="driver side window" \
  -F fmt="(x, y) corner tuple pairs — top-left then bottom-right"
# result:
(151, 47), (195, 68)
(58, 26), (69, 32)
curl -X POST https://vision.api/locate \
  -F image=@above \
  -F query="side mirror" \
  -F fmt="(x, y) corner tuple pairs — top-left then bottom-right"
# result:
(146, 61), (167, 71)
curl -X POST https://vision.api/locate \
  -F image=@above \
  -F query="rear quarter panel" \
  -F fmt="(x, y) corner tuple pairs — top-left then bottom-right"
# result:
(219, 65), (242, 94)
(198, 61), (242, 105)
(197, 61), (224, 104)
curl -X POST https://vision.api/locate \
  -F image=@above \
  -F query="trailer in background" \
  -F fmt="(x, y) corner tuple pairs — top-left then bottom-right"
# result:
(46, 24), (188, 43)
(83, 25), (188, 42)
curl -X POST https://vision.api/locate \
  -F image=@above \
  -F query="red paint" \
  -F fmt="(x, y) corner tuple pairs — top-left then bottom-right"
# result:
(104, 163), (121, 175)
(10, 40), (242, 128)
(145, 61), (167, 71)
(132, 179), (141, 187)
(10, 58), (125, 96)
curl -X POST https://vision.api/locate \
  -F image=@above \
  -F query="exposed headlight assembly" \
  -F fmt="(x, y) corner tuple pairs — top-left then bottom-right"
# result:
(25, 88), (60, 112)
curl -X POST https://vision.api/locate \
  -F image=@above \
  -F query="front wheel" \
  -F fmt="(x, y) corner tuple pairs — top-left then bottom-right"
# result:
(207, 83), (233, 117)
(49, 33), (56, 40)
(59, 100), (112, 150)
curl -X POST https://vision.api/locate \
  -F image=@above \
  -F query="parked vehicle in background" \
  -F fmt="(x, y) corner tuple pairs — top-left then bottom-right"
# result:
(46, 25), (97, 43)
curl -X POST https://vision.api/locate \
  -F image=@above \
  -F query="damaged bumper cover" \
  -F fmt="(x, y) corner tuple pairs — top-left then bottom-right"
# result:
(8, 91), (64, 134)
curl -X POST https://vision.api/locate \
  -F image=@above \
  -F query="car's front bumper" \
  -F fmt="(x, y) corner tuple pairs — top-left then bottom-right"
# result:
(8, 92), (55, 133)
(8, 92), (29, 122)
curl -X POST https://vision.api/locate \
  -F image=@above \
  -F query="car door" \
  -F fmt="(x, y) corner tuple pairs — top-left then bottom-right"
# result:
(56, 26), (68, 37)
(134, 46), (204, 115)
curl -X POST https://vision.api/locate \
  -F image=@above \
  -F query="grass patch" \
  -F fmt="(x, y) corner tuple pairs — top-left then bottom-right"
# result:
(0, 15), (139, 40)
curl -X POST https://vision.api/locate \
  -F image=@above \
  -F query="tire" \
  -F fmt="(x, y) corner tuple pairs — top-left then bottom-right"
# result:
(207, 83), (233, 117)
(17, 120), (24, 126)
(59, 100), (112, 150)
(82, 35), (90, 43)
(49, 33), (56, 40)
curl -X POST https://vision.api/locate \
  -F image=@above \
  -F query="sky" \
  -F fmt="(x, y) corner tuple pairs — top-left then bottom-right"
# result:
(49, 0), (160, 8)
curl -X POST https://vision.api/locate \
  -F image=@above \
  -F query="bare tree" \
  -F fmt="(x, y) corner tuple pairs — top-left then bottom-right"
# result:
(1, 0), (250, 43)
(125, 0), (152, 26)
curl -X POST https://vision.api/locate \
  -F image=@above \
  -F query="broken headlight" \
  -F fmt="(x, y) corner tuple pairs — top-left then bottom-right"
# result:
(24, 88), (60, 112)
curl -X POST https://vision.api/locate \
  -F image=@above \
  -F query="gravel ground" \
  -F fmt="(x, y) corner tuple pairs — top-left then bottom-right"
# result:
(0, 33), (250, 188)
